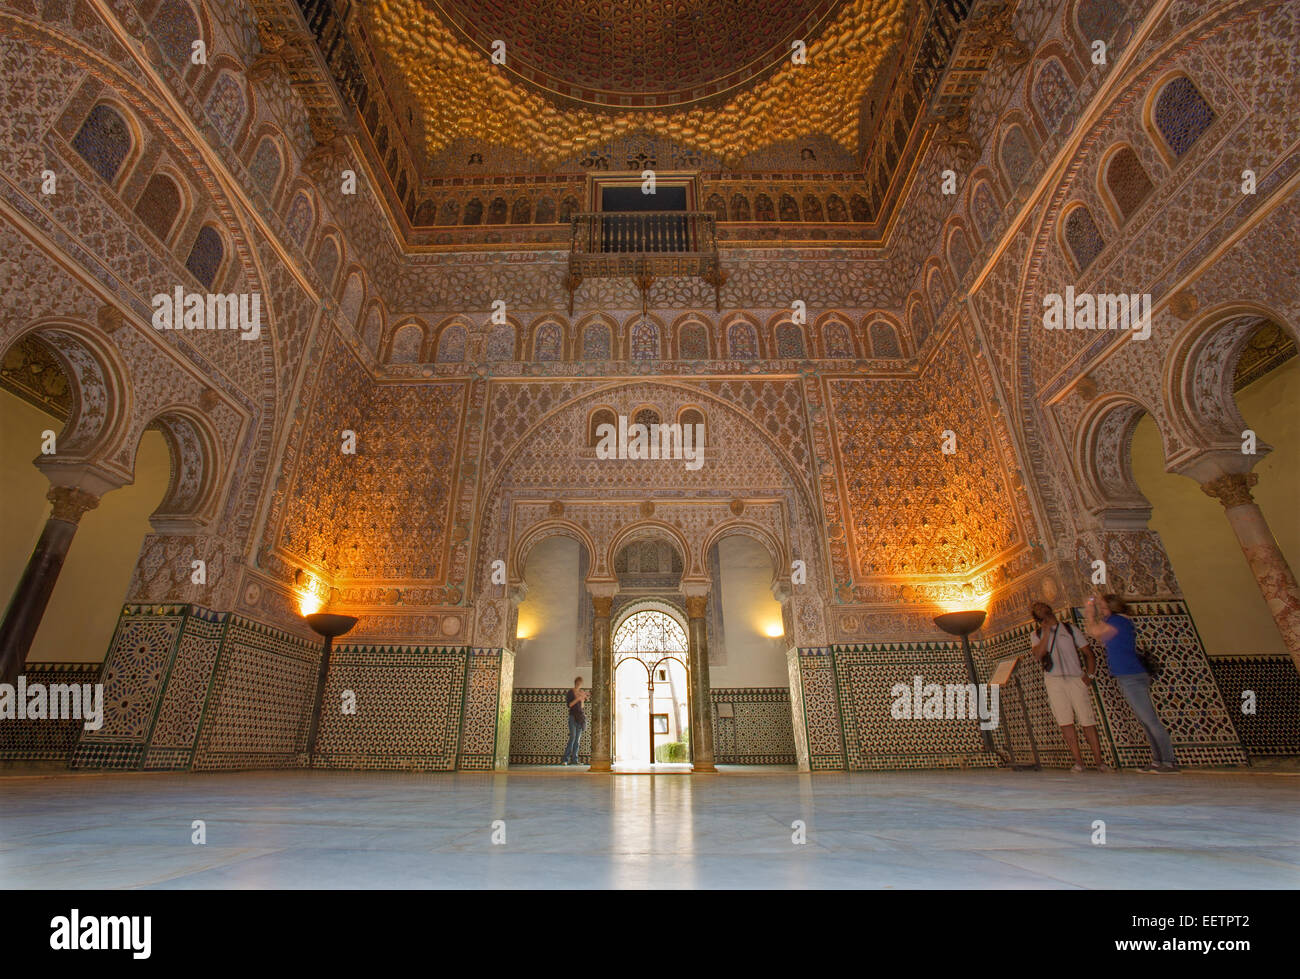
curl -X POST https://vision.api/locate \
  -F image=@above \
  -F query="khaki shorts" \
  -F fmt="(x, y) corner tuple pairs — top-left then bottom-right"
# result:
(1043, 674), (1096, 727)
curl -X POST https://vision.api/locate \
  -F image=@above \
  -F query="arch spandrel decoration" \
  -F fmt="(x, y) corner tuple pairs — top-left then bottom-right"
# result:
(471, 380), (829, 648)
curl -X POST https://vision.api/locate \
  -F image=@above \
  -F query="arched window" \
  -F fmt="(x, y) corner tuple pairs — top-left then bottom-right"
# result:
(534, 323), (562, 361)
(971, 181), (999, 242)
(870, 321), (903, 359)
(631, 319), (659, 361)
(999, 124), (1034, 188)
(825, 195), (848, 222)
(486, 323), (514, 361)
(558, 196), (580, 223)
(948, 228), (973, 280)
(678, 323), (709, 360)
(823, 321), (852, 359)
(1063, 205), (1106, 271)
(340, 273), (364, 324)
(438, 200), (460, 225)
(362, 307), (383, 351)
(775, 322), (805, 359)
(436, 324), (466, 363)
(72, 104), (132, 184)
(534, 198), (556, 223)
(754, 195), (775, 221)
(802, 194), (824, 222)
(1031, 58), (1074, 133)
(1154, 76), (1215, 158)
(633, 407), (661, 428)
(910, 302), (931, 350)
(487, 197), (508, 224)
(727, 321), (758, 359)
(205, 74), (246, 144)
(613, 610), (687, 657)
(511, 197), (531, 224)
(414, 200), (436, 224)
(285, 191), (314, 246)
(729, 194), (751, 221)
(134, 173), (182, 241)
(389, 323), (424, 363)
(315, 237), (340, 289)
(679, 407), (706, 440)
(184, 226), (223, 288)
(582, 324), (611, 360)
(463, 198), (484, 225)
(249, 137), (282, 200)
(1104, 147), (1154, 221)
(778, 194), (800, 222)
(705, 194), (727, 221)
(849, 195), (871, 222)
(151, 0), (201, 69)
(927, 269), (949, 320)
(589, 408), (617, 446)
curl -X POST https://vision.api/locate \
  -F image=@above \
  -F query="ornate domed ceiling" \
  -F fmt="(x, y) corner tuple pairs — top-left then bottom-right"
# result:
(365, 0), (909, 167)
(427, 0), (851, 109)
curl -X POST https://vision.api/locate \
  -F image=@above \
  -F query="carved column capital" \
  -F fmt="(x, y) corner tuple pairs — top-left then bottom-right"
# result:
(46, 486), (100, 524)
(1201, 472), (1258, 508)
(591, 595), (613, 618)
(685, 595), (708, 619)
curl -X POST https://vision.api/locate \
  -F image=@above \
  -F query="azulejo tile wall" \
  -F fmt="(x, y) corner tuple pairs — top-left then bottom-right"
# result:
(313, 645), (468, 771)
(1207, 654), (1300, 756)
(69, 605), (513, 772)
(509, 687), (590, 765)
(710, 688), (796, 764)
(0, 663), (100, 762)
(793, 600), (1250, 772)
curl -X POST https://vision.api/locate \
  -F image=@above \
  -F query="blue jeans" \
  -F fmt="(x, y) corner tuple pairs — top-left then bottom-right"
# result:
(1115, 673), (1176, 765)
(563, 716), (584, 764)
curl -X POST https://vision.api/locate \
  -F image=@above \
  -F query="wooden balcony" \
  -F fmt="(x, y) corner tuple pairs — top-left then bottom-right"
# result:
(566, 211), (725, 313)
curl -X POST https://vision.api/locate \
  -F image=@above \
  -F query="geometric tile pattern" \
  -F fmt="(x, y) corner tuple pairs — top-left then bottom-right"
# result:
(1089, 602), (1247, 769)
(315, 645), (468, 771)
(1207, 654), (1300, 756)
(0, 663), (100, 762)
(709, 687), (796, 764)
(144, 608), (226, 770)
(458, 649), (503, 770)
(508, 687), (591, 765)
(189, 617), (320, 771)
(832, 642), (1000, 771)
(794, 649), (846, 770)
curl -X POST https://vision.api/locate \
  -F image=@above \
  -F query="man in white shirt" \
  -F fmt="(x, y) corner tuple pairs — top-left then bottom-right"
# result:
(1030, 602), (1110, 773)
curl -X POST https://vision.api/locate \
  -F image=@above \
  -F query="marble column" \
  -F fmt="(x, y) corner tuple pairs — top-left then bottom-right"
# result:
(587, 583), (617, 772)
(0, 486), (101, 686)
(683, 583), (717, 773)
(1201, 472), (1300, 669)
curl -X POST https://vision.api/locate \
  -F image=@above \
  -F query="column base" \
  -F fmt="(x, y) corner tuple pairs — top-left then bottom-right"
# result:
(587, 762), (612, 772)
(691, 762), (718, 773)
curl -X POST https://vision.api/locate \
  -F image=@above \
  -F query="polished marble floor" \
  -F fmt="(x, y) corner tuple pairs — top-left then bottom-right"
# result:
(1, 768), (1296, 888)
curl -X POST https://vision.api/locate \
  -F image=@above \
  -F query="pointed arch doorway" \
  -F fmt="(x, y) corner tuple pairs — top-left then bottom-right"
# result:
(611, 605), (691, 768)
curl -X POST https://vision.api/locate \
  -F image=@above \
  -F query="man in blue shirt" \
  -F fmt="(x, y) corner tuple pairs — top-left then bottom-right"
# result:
(562, 677), (589, 766)
(1084, 593), (1178, 773)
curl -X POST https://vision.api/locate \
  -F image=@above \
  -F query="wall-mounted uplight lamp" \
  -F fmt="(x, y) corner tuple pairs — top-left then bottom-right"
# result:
(297, 571), (356, 766)
(933, 609), (994, 756)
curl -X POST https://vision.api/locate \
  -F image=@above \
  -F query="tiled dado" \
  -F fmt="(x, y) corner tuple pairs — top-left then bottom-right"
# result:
(793, 600), (1250, 772)
(710, 688), (796, 764)
(71, 605), (515, 771)
(0, 663), (101, 762)
(1208, 654), (1300, 756)
(509, 688), (590, 765)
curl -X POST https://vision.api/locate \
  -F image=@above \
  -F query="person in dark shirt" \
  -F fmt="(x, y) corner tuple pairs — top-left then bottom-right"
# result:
(562, 676), (589, 766)
(1084, 593), (1178, 773)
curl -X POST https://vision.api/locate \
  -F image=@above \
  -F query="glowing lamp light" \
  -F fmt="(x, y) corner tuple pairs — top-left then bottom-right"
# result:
(299, 591), (323, 616)
(764, 622), (784, 638)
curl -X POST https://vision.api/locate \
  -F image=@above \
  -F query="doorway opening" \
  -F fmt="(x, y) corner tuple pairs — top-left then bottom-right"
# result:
(612, 607), (690, 766)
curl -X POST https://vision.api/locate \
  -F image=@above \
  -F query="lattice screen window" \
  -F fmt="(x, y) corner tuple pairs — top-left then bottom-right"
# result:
(184, 226), (223, 289)
(72, 104), (132, 184)
(1105, 147), (1154, 220)
(1154, 76), (1216, 157)
(135, 173), (181, 241)
(1063, 205), (1106, 271)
